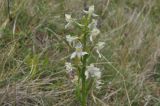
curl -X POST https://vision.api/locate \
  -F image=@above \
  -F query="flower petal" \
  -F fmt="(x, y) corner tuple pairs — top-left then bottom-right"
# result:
(83, 10), (89, 14)
(65, 14), (71, 22)
(70, 52), (76, 59)
(66, 35), (78, 46)
(88, 5), (95, 14)
(89, 35), (93, 42)
(85, 71), (89, 79)
(65, 23), (71, 29)
(92, 13), (98, 17)
(82, 52), (88, 56)
(89, 28), (100, 42)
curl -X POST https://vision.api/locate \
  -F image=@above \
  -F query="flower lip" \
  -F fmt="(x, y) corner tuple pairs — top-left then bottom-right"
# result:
(89, 27), (100, 42)
(95, 42), (105, 58)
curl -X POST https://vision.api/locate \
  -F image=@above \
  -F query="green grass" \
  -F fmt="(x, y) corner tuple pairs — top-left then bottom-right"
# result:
(0, 0), (160, 105)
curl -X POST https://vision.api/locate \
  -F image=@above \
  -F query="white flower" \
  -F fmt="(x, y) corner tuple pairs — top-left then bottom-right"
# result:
(88, 19), (98, 30)
(70, 43), (88, 59)
(88, 19), (100, 42)
(88, 5), (94, 14)
(65, 14), (84, 29)
(89, 27), (100, 42)
(66, 35), (78, 46)
(85, 64), (101, 79)
(65, 62), (74, 73)
(83, 5), (98, 17)
(65, 14), (74, 29)
(85, 64), (103, 89)
(95, 42), (105, 58)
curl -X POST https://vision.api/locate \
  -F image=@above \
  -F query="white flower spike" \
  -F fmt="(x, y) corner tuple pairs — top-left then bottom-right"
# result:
(83, 5), (98, 17)
(95, 42), (105, 58)
(66, 35), (78, 46)
(89, 27), (100, 42)
(70, 42), (88, 59)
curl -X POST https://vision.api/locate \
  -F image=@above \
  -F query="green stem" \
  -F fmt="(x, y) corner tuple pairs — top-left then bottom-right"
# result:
(81, 54), (88, 105)
(81, 14), (91, 106)
(81, 71), (86, 106)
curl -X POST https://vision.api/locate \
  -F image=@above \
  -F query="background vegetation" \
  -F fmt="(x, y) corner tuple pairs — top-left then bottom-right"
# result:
(0, 0), (160, 105)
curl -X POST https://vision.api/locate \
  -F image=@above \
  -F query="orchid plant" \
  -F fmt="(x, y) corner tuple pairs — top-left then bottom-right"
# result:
(64, 5), (105, 106)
